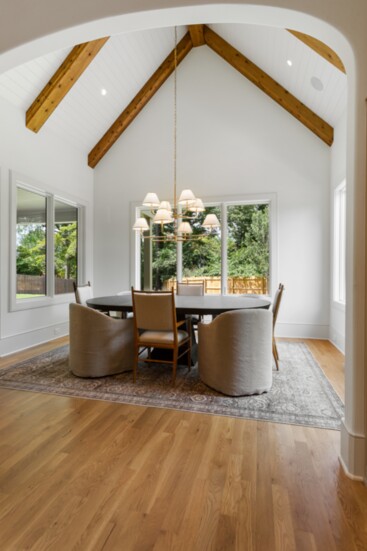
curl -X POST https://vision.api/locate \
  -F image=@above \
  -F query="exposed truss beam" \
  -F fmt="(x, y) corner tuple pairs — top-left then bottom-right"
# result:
(203, 26), (333, 146)
(88, 32), (193, 168)
(188, 25), (205, 47)
(26, 37), (109, 133)
(287, 29), (346, 74)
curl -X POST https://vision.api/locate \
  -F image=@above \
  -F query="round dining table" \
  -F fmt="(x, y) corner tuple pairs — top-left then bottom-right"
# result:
(86, 293), (271, 316)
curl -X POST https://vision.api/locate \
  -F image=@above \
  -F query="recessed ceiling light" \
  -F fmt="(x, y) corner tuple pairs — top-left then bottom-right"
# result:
(310, 76), (324, 91)
(101, 88), (107, 96)
(287, 59), (293, 67)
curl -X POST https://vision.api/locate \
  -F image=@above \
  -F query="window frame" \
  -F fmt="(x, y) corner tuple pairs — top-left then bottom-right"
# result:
(333, 180), (346, 307)
(9, 171), (86, 312)
(130, 192), (277, 296)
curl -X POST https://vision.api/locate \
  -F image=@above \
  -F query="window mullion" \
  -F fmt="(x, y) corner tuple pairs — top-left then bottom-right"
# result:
(221, 203), (227, 294)
(47, 194), (55, 297)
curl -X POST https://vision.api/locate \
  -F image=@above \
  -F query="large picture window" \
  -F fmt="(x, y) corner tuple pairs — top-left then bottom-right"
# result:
(134, 196), (274, 295)
(11, 173), (83, 309)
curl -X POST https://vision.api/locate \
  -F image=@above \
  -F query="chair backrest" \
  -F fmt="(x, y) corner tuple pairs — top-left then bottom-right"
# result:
(272, 283), (284, 328)
(177, 281), (204, 296)
(131, 288), (176, 331)
(73, 281), (93, 306)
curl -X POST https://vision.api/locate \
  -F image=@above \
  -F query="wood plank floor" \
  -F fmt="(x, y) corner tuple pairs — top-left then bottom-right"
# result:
(0, 338), (366, 550)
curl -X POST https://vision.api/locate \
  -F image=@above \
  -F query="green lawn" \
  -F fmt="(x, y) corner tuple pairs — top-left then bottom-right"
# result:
(16, 294), (44, 299)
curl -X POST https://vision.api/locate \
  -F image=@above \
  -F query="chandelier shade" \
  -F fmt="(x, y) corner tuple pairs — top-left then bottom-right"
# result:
(202, 213), (221, 229)
(142, 193), (160, 207)
(153, 208), (174, 224)
(133, 217), (150, 232)
(177, 221), (193, 234)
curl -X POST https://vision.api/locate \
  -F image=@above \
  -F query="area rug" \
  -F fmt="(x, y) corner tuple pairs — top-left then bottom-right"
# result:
(0, 341), (344, 430)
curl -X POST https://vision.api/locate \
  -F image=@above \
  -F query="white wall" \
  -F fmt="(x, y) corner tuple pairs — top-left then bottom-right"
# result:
(0, 97), (93, 356)
(94, 46), (331, 338)
(330, 110), (347, 353)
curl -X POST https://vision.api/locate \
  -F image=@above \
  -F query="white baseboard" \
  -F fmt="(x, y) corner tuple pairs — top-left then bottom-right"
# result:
(275, 323), (329, 339)
(340, 420), (365, 480)
(329, 327), (345, 354)
(0, 322), (68, 357)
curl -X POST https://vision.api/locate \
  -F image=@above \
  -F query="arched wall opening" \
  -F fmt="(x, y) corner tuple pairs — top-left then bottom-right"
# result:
(0, 2), (364, 480)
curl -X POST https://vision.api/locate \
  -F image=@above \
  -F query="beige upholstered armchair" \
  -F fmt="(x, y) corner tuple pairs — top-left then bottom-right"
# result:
(198, 309), (272, 396)
(69, 303), (134, 377)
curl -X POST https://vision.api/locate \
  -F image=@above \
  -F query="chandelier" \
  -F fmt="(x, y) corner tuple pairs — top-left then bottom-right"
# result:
(133, 27), (220, 242)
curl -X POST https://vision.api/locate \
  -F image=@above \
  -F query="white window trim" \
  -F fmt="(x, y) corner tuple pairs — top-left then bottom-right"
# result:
(9, 171), (86, 312)
(333, 180), (346, 308)
(130, 192), (277, 296)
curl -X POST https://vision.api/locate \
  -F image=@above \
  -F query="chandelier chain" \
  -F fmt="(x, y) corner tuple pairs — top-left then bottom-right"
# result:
(173, 26), (177, 211)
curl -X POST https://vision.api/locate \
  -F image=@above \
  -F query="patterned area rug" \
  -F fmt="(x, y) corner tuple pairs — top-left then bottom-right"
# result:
(0, 341), (344, 430)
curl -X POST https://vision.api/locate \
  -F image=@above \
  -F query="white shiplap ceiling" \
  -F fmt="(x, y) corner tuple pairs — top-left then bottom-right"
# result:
(0, 23), (347, 157)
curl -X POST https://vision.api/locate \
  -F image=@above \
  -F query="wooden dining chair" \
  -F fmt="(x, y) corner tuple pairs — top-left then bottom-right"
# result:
(73, 280), (93, 306)
(272, 283), (285, 370)
(131, 288), (191, 385)
(177, 281), (205, 326)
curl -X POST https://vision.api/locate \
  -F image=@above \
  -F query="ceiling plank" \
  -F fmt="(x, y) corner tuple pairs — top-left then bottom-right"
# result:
(88, 32), (193, 169)
(204, 26), (333, 146)
(188, 25), (205, 47)
(26, 37), (109, 133)
(287, 29), (346, 74)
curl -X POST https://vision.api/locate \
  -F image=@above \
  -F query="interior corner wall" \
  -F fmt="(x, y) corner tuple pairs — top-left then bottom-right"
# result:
(0, 97), (94, 356)
(330, 110), (347, 353)
(93, 46), (331, 339)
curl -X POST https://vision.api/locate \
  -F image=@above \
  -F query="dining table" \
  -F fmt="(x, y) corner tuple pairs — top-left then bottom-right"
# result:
(86, 293), (271, 316)
(87, 293), (271, 366)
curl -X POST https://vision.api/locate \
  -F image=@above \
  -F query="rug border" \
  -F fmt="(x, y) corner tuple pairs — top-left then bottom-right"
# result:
(0, 342), (344, 431)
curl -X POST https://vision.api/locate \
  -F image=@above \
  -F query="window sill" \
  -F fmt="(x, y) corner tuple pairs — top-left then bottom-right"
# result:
(10, 293), (74, 312)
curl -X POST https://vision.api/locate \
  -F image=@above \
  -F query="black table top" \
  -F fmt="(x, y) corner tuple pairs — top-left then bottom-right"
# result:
(87, 293), (271, 316)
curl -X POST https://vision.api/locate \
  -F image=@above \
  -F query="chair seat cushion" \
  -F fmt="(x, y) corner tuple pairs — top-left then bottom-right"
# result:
(139, 330), (189, 345)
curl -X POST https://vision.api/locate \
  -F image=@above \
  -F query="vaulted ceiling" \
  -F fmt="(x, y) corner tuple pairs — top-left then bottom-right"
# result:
(0, 23), (347, 168)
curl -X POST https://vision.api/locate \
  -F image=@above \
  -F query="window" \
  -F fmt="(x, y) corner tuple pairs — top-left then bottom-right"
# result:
(11, 173), (83, 309)
(333, 181), (346, 304)
(133, 195), (274, 295)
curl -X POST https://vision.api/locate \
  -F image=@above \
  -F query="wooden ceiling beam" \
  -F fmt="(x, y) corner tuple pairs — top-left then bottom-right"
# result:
(188, 25), (205, 47)
(203, 26), (333, 146)
(26, 37), (109, 133)
(287, 29), (346, 74)
(88, 32), (193, 169)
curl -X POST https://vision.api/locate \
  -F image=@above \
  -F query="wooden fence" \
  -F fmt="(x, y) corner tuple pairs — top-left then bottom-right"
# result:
(17, 274), (75, 294)
(163, 276), (268, 295)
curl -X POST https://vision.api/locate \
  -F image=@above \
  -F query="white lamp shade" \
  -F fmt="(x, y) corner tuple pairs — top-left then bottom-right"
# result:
(153, 209), (173, 224)
(178, 189), (196, 205)
(142, 192), (160, 207)
(177, 221), (193, 234)
(133, 217), (149, 231)
(190, 198), (205, 212)
(202, 213), (220, 229)
(158, 201), (172, 212)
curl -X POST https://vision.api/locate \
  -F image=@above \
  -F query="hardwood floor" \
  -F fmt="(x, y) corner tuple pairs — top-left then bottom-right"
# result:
(0, 337), (366, 550)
